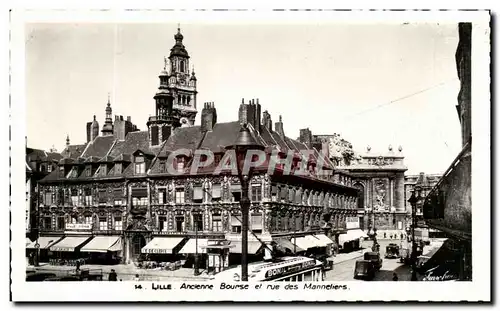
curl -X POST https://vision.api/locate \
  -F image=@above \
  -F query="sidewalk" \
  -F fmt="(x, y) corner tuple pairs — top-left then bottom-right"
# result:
(30, 263), (212, 281)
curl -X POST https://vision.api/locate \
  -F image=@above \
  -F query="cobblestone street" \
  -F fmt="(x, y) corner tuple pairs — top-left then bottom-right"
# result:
(326, 239), (412, 282)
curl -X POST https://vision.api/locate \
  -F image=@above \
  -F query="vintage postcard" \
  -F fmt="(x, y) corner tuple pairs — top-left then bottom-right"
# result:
(10, 9), (490, 302)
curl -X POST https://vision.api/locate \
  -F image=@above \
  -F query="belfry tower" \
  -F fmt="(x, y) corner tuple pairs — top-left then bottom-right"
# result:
(148, 26), (198, 146)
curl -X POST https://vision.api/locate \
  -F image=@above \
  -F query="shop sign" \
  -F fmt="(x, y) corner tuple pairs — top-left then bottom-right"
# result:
(264, 259), (316, 279)
(142, 248), (172, 254)
(65, 223), (92, 230)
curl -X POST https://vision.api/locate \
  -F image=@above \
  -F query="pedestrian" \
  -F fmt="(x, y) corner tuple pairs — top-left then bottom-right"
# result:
(392, 272), (398, 281)
(390, 234), (393, 240)
(384, 232), (387, 239)
(401, 233), (403, 240)
(108, 269), (117, 281)
(75, 259), (81, 273)
(134, 274), (140, 281)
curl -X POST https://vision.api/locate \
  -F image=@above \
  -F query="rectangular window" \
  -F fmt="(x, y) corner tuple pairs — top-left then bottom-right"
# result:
(159, 216), (167, 232)
(158, 188), (167, 204)
(251, 214), (263, 232)
(271, 185), (277, 202)
(84, 216), (92, 224)
(193, 186), (203, 203)
(175, 216), (185, 232)
(43, 217), (52, 230)
(251, 184), (262, 202)
(231, 215), (242, 233)
(86, 166), (92, 177)
(177, 159), (185, 172)
(100, 164), (107, 177)
(193, 214), (203, 231)
(99, 217), (108, 230)
(47, 165), (52, 173)
(71, 189), (79, 206)
(135, 163), (146, 174)
(212, 213), (222, 232)
(57, 216), (65, 230)
(70, 216), (78, 224)
(159, 161), (166, 173)
(175, 188), (185, 204)
(44, 192), (52, 205)
(114, 217), (122, 231)
(84, 188), (92, 206)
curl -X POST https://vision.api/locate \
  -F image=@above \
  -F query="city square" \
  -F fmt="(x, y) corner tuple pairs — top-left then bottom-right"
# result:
(23, 20), (472, 285)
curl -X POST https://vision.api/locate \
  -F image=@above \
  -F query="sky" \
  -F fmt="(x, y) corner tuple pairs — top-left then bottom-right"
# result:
(25, 22), (462, 175)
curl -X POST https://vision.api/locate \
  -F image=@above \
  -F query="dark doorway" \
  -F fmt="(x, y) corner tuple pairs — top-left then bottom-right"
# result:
(131, 234), (146, 260)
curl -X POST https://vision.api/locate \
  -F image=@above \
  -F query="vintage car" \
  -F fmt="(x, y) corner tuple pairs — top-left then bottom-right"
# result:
(399, 248), (411, 264)
(364, 251), (383, 270)
(353, 260), (376, 280)
(385, 244), (400, 259)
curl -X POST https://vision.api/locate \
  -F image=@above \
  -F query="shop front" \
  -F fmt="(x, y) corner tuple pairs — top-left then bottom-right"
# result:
(48, 235), (93, 265)
(26, 236), (64, 265)
(141, 236), (186, 263)
(80, 235), (123, 265)
(201, 239), (234, 274)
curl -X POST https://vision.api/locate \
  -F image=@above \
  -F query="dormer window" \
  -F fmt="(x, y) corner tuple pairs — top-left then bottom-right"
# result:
(159, 160), (166, 173)
(99, 164), (107, 177)
(135, 156), (146, 174)
(47, 165), (52, 173)
(115, 163), (122, 175)
(177, 157), (185, 173)
(59, 166), (64, 177)
(86, 165), (92, 177)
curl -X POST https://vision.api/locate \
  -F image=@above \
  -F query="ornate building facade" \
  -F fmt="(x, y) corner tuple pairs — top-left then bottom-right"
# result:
(33, 28), (359, 269)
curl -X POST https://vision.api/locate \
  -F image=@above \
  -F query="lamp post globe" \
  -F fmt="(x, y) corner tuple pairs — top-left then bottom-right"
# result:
(225, 123), (265, 282)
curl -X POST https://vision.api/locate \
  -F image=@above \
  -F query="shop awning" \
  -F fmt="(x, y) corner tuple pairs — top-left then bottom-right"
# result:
(229, 241), (263, 254)
(294, 236), (321, 250)
(305, 235), (329, 247)
(141, 237), (184, 254)
(351, 229), (369, 239)
(179, 238), (208, 254)
(314, 234), (335, 246)
(275, 238), (305, 253)
(49, 236), (91, 252)
(80, 236), (122, 253)
(26, 236), (63, 249)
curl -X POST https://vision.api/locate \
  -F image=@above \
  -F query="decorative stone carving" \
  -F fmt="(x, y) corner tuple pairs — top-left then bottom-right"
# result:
(373, 178), (389, 211)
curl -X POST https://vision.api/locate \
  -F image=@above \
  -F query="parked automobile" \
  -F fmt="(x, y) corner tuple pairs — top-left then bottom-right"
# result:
(353, 260), (376, 280)
(26, 272), (57, 282)
(399, 248), (411, 264)
(364, 251), (383, 270)
(385, 244), (400, 259)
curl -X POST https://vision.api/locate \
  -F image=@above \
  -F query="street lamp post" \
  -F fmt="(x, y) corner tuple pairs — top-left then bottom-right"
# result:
(225, 123), (265, 282)
(408, 186), (422, 281)
(194, 220), (200, 276)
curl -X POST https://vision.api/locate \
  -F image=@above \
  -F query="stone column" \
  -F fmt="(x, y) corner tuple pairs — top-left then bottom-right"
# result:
(394, 173), (405, 212)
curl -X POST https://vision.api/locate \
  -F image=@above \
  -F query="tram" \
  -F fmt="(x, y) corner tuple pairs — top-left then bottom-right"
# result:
(211, 256), (325, 282)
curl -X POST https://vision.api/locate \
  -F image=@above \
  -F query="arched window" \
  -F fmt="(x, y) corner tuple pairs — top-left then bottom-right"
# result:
(354, 183), (365, 210)
(180, 60), (185, 73)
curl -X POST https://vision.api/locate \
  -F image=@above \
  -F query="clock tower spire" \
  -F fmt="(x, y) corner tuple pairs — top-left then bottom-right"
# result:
(155, 26), (197, 127)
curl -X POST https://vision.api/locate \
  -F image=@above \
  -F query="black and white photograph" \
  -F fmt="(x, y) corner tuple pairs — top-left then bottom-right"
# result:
(9, 8), (490, 302)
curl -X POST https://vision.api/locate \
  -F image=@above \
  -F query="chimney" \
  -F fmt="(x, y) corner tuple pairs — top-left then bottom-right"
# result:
(66, 134), (70, 147)
(247, 100), (256, 129)
(127, 116), (131, 122)
(238, 98), (247, 124)
(254, 98), (261, 133)
(201, 102), (217, 132)
(275, 115), (285, 138)
(86, 122), (92, 142)
(299, 128), (313, 148)
(262, 110), (272, 131)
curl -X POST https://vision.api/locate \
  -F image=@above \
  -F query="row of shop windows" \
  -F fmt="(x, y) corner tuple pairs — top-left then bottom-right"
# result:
(40, 182), (355, 210)
(40, 215), (122, 231)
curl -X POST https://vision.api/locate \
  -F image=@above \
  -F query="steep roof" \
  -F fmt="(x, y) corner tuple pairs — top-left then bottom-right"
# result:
(81, 136), (116, 159)
(60, 144), (88, 159)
